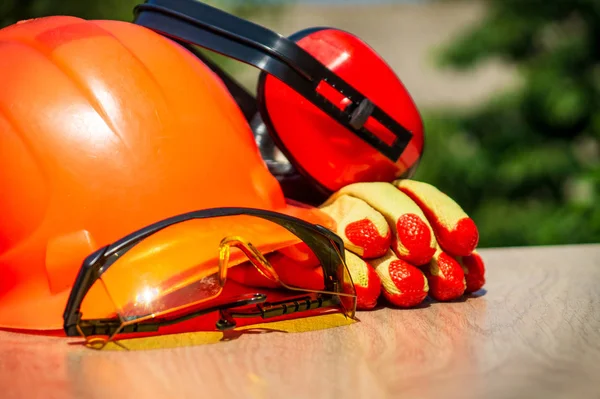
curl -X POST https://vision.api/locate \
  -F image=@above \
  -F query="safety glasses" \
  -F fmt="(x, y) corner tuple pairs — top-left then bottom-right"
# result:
(132, 0), (423, 204)
(63, 207), (357, 347)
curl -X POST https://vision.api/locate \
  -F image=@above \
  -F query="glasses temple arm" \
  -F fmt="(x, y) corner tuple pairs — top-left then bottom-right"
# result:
(74, 293), (268, 337)
(217, 293), (340, 329)
(75, 292), (340, 337)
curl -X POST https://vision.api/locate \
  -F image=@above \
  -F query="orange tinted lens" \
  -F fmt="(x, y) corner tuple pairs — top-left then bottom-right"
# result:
(78, 214), (357, 329)
(82, 215), (302, 324)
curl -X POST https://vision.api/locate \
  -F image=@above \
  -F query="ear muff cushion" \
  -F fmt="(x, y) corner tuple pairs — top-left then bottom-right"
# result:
(257, 27), (424, 194)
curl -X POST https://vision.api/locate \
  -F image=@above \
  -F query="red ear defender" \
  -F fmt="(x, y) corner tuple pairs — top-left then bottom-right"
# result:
(258, 28), (424, 194)
(133, 0), (424, 202)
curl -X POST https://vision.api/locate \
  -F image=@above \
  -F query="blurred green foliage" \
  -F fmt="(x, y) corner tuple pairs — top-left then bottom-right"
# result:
(413, 0), (600, 247)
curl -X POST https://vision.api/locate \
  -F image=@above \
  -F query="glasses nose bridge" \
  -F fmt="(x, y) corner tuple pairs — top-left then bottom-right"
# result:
(218, 235), (280, 282)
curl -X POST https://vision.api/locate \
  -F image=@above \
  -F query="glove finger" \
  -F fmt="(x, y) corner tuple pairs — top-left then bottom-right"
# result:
(230, 251), (381, 311)
(228, 251), (324, 290)
(457, 250), (486, 293)
(319, 194), (391, 259)
(323, 182), (437, 265)
(344, 251), (381, 310)
(228, 261), (281, 289)
(423, 248), (466, 301)
(394, 179), (479, 257)
(262, 252), (325, 291)
(278, 242), (321, 269)
(370, 249), (429, 308)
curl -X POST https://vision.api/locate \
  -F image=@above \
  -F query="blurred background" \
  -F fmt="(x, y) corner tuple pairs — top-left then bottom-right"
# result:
(2, 0), (599, 249)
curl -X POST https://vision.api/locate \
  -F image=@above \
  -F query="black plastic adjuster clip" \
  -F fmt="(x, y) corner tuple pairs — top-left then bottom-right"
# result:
(349, 98), (375, 129)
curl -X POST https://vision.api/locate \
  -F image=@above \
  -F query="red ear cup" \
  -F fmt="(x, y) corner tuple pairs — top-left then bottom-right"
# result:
(257, 28), (424, 194)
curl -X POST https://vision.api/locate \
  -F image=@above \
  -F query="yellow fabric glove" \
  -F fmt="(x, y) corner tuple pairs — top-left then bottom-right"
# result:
(229, 179), (486, 311)
(318, 180), (486, 309)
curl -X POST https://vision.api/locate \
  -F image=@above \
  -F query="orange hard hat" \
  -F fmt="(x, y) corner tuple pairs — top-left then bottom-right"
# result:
(0, 16), (333, 332)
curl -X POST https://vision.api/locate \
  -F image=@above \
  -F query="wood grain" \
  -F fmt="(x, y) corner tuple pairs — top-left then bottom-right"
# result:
(1, 244), (599, 399)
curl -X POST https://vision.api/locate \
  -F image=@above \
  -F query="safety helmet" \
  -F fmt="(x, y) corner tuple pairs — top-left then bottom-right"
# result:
(0, 16), (333, 331)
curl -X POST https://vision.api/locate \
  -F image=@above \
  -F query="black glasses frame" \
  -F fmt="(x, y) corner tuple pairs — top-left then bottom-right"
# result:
(131, 0), (413, 163)
(62, 207), (352, 338)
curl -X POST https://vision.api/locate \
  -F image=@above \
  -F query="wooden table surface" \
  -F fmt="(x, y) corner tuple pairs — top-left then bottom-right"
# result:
(1, 244), (599, 399)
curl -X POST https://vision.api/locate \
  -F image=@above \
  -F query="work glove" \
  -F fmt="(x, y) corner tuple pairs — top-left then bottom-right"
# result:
(317, 180), (486, 309)
(229, 180), (486, 311)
